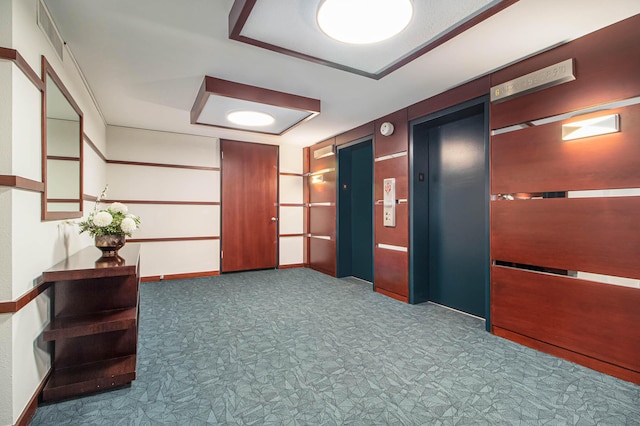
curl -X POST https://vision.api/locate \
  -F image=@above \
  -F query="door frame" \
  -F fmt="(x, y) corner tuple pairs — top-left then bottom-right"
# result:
(408, 96), (491, 329)
(336, 136), (375, 282)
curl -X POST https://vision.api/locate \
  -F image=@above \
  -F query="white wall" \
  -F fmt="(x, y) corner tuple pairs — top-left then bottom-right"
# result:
(106, 126), (305, 276)
(278, 144), (304, 266)
(106, 126), (220, 278)
(0, 0), (107, 423)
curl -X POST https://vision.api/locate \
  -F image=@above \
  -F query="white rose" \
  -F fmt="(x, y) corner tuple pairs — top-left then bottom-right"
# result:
(110, 202), (128, 214)
(120, 217), (137, 234)
(93, 211), (113, 227)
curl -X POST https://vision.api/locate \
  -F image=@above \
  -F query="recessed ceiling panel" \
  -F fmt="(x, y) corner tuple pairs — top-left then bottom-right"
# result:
(231, 0), (506, 78)
(190, 76), (321, 135)
(197, 95), (314, 134)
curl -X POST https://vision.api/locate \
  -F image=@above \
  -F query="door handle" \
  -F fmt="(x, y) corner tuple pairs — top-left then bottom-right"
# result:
(271, 217), (278, 222)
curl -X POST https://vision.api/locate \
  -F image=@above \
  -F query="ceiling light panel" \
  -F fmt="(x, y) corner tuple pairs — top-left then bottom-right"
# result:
(198, 96), (310, 133)
(191, 76), (321, 135)
(235, 0), (499, 77)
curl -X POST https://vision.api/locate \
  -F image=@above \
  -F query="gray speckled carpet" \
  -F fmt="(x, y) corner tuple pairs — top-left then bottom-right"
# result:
(32, 268), (640, 425)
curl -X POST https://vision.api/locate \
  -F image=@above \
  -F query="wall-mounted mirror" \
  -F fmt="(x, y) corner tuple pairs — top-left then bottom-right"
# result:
(42, 56), (83, 221)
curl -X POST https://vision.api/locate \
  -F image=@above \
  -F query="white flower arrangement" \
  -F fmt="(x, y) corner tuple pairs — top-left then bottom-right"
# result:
(78, 185), (141, 237)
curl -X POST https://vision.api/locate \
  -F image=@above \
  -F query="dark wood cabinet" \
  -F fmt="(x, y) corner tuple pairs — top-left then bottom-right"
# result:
(41, 244), (141, 402)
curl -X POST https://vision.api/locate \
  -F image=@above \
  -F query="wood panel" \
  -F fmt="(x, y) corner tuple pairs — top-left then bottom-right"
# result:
(374, 156), (408, 201)
(492, 104), (640, 194)
(336, 122), (375, 146)
(374, 204), (408, 247)
(303, 147), (310, 266)
(408, 76), (490, 121)
(374, 248), (408, 298)
(309, 206), (336, 238)
(221, 140), (278, 272)
(491, 197), (640, 279)
(493, 326), (640, 385)
(374, 109), (408, 158)
(491, 14), (640, 129)
(309, 237), (336, 276)
(309, 138), (336, 172)
(0, 175), (45, 192)
(492, 265), (640, 373)
(309, 170), (336, 205)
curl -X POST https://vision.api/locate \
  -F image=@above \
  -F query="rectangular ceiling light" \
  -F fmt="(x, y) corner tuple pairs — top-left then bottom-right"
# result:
(562, 114), (620, 141)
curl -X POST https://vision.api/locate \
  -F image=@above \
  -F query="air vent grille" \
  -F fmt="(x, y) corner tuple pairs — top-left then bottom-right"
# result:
(38, 0), (64, 60)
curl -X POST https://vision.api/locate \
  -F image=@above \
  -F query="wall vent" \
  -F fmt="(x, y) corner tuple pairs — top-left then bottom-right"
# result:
(38, 0), (64, 61)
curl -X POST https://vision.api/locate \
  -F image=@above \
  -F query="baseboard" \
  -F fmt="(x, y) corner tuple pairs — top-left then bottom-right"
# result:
(374, 287), (409, 303)
(14, 368), (51, 426)
(141, 270), (220, 282)
(278, 264), (304, 269)
(492, 326), (640, 385)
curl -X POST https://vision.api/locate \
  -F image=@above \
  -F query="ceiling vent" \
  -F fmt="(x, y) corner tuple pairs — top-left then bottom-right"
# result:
(38, 0), (64, 61)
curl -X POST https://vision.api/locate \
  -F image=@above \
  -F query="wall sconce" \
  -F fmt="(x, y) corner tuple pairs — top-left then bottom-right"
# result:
(313, 145), (334, 159)
(311, 174), (324, 184)
(562, 114), (620, 141)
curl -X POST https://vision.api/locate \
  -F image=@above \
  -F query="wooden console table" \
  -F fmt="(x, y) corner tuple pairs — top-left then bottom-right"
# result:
(41, 244), (140, 402)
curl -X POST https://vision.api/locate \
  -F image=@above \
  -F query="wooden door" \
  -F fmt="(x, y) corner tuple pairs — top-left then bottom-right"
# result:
(221, 140), (278, 272)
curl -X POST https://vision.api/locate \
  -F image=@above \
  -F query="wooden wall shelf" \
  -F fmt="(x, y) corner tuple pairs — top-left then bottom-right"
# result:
(41, 244), (141, 402)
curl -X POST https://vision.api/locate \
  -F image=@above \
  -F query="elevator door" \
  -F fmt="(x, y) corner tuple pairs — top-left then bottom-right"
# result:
(428, 110), (486, 317)
(337, 140), (373, 282)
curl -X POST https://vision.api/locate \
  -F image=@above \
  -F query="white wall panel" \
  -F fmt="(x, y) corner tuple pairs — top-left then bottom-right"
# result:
(279, 206), (303, 234)
(279, 175), (303, 204)
(11, 68), (41, 180)
(279, 143), (303, 174)
(106, 164), (219, 202)
(139, 240), (219, 277)
(83, 143), (107, 197)
(11, 292), (50, 421)
(107, 126), (219, 167)
(279, 236), (303, 266)
(128, 204), (219, 240)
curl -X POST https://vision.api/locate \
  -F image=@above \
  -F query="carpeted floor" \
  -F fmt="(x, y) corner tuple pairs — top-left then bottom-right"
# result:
(32, 268), (640, 425)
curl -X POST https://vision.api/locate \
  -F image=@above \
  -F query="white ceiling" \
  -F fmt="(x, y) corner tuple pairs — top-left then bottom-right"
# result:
(44, 0), (640, 148)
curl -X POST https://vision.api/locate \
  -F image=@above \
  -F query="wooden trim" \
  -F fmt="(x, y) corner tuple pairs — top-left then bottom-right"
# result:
(375, 287), (409, 303)
(106, 159), (220, 171)
(279, 172), (304, 177)
(127, 236), (220, 243)
(103, 199), (220, 206)
(83, 194), (98, 202)
(47, 155), (80, 162)
(14, 368), (51, 426)
(0, 47), (44, 91)
(141, 270), (220, 282)
(48, 198), (81, 203)
(278, 264), (304, 269)
(43, 211), (83, 221)
(279, 233), (304, 238)
(0, 175), (45, 193)
(83, 133), (107, 162)
(493, 326), (640, 385)
(279, 203), (304, 207)
(228, 1), (519, 80)
(308, 264), (336, 277)
(0, 280), (51, 314)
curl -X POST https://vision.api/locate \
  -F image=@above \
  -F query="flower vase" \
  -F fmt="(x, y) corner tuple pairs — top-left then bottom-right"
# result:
(95, 234), (125, 257)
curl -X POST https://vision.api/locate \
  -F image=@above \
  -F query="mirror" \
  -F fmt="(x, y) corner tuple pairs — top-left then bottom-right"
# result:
(42, 56), (83, 221)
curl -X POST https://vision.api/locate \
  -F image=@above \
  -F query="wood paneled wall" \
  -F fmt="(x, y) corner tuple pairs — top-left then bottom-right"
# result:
(304, 14), (640, 385)
(490, 14), (640, 384)
(306, 138), (337, 276)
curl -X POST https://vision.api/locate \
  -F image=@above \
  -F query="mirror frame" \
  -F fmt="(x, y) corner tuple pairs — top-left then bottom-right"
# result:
(41, 56), (84, 221)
